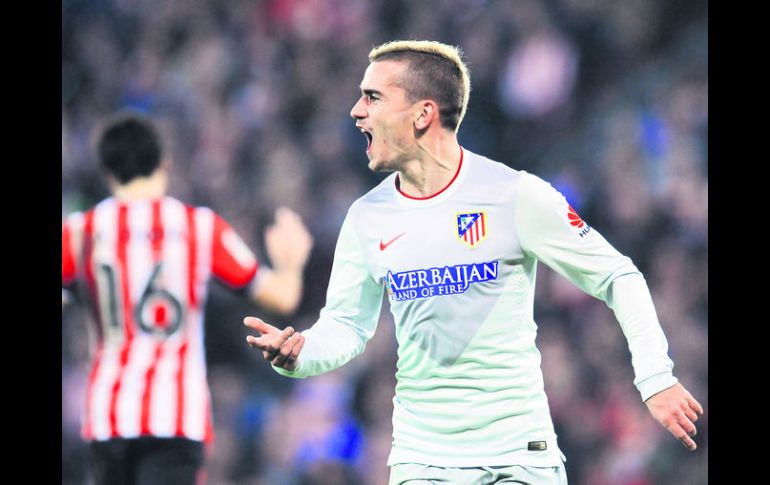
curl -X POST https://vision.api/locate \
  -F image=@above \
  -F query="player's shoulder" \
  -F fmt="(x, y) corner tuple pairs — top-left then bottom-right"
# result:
(337, 174), (397, 232)
(62, 197), (110, 227)
(465, 149), (521, 179)
(62, 210), (85, 232)
(461, 149), (529, 202)
(165, 196), (214, 219)
(504, 170), (577, 225)
(156, 197), (224, 235)
(515, 170), (562, 201)
(351, 173), (399, 210)
(162, 195), (193, 210)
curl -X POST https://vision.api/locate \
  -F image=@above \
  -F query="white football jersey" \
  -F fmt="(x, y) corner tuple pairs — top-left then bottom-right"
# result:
(276, 148), (676, 467)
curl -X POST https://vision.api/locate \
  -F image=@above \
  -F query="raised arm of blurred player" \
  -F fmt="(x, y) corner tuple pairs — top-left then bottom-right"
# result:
(252, 207), (314, 315)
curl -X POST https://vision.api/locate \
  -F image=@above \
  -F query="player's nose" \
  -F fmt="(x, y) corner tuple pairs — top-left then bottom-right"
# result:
(350, 97), (367, 119)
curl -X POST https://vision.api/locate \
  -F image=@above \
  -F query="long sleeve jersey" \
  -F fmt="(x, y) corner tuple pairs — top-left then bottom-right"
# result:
(275, 148), (677, 467)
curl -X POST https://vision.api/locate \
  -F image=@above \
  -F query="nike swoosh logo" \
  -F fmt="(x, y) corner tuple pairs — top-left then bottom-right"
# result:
(380, 232), (406, 251)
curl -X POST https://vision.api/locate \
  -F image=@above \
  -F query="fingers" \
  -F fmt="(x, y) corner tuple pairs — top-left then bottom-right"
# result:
(262, 326), (295, 360)
(667, 398), (700, 450)
(265, 208), (313, 268)
(683, 406), (699, 423)
(243, 316), (275, 334)
(664, 404), (699, 451)
(679, 414), (697, 438)
(246, 334), (265, 350)
(289, 334), (305, 360)
(271, 208), (298, 234)
(667, 420), (698, 451)
(688, 395), (705, 416)
(244, 318), (297, 362)
(275, 206), (301, 226)
(646, 384), (703, 452)
(274, 207), (312, 240)
(682, 393), (704, 424)
(271, 332), (305, 369)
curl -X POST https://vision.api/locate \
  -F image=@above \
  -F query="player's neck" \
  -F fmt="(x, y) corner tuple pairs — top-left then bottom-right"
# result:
(112, 171), (168, 202)
(398, 133), (461, 198)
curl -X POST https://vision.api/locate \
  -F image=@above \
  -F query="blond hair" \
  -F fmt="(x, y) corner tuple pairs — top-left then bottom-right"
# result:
(369, 40), (471, 132)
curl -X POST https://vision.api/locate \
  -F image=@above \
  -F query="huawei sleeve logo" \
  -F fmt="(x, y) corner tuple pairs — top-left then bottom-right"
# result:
(566, 205), (591, 238)
(567, 205), (585, 228)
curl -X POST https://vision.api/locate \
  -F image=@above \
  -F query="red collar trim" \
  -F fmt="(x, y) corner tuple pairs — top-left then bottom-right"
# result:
(395, 147), (464, 200)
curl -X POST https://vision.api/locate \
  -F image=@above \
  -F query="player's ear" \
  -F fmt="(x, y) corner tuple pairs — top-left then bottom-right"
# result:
(414, 100), (438, 131)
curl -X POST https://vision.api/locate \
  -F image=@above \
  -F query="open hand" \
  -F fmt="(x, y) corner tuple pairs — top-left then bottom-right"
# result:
(244, 316), (305, 370)
(645, 382), (704, 451)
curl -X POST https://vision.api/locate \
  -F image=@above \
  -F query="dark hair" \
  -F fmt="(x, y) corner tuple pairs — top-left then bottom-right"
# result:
(371, 49), (467, 132)
(97, 112), (163, 184)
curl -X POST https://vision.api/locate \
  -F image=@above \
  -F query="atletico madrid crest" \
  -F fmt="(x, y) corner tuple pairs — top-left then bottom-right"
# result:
(456, 211), (487, 248)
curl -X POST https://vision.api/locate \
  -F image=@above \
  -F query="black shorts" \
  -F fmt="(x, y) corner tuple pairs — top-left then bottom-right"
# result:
(89, 437), (204, 485)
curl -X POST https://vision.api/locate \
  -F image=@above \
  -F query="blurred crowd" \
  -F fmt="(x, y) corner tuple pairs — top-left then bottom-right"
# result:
(62, 0), (707, 484)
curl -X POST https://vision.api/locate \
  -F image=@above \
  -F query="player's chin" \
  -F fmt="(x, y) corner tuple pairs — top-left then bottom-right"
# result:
(368, 157), (384, 172)
(368, 155), (395, 173)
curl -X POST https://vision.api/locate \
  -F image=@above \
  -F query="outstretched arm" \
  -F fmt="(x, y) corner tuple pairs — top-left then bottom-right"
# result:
(244, 206), (383, 378)
(252, 207), (314, 315)
(645, 383), (704, 450)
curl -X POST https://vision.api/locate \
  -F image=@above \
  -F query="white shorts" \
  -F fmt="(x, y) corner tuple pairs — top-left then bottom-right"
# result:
(389, 462), (568, 485)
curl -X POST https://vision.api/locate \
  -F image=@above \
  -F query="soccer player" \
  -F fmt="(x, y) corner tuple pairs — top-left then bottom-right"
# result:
(62, 111), (313, 485)
(244, 40), (703, 484)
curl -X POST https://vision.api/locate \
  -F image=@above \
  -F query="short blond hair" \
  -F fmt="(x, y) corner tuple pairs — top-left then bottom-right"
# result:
(369, 40), (471, 132)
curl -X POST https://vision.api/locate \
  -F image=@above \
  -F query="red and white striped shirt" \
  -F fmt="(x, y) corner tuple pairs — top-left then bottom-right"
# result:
(62, 196), (258, 443)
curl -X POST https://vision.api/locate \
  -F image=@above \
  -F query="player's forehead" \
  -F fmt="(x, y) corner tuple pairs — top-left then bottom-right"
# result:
(359, 60), (408, 94)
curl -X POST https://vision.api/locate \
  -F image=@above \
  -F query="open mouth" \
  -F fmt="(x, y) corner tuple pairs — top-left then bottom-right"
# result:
(359, 128), (373, 152)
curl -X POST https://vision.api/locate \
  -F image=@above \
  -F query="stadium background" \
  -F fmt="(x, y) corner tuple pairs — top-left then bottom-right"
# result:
(62, 1), (708, 483)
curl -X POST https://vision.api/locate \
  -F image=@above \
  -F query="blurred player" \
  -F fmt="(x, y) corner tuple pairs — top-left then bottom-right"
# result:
(245, 40), (703, 484)
(62, 111), (313, 485)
